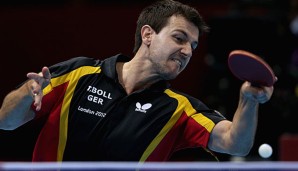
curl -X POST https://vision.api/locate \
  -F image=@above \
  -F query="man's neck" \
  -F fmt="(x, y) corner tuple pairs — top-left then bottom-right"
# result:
(116, 60), (161, 95)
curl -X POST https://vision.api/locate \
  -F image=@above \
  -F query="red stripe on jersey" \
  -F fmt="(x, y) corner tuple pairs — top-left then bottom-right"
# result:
(32, 82), (69, 161)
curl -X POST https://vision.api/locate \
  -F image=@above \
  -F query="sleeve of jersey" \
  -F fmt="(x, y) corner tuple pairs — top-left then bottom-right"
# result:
(179, 95), (226, 149)
(31, 56), (102, 119)
(143, 90), (226, 161)
(166, 90), (226, 153)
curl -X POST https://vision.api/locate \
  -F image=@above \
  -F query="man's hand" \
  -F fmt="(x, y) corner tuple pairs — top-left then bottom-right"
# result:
(241, 81), (274, 104)
(26, 66), (51, 111)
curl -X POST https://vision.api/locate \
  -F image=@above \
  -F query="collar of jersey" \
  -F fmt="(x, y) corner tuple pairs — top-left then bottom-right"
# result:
(102, 54), (170, 93)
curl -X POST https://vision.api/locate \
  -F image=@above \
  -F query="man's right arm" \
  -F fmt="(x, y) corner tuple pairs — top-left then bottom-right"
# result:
(0, 80), (36, 130)
(0, 66), (51, 130)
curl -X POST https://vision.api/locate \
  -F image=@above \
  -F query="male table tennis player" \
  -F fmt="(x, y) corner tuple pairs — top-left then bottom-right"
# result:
(0, 0), (274, 161)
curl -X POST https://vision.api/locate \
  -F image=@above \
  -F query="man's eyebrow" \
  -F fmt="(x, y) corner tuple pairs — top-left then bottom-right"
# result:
(175, 29), (188, 38)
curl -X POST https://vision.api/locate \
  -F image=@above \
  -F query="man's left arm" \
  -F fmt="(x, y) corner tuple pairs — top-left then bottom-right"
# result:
(207, 81), (274, 156)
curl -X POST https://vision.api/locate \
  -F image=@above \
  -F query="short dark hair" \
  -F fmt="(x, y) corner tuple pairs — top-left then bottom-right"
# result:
(133, 0), (209, 54)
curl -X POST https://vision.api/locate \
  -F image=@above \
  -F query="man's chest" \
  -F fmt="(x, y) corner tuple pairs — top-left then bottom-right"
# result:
(67, 75), (172, 125)
(62, 75), (176, 160)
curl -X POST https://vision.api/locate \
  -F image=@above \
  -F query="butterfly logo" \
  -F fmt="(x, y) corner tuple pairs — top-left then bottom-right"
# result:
(135, 102), (152, 113)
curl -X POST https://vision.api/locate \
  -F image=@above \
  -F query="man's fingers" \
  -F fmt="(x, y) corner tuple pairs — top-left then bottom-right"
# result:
(27, 72), (40, 80)
(26, 66), (51, 111)
(41, 67), (51, 80)
(27, 67), (51, 89)
(33, 93), (42, 111)
(241, 82), (274, 104)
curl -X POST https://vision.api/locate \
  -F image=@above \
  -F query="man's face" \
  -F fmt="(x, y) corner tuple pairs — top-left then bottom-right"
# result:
(148, 15), (199, 80)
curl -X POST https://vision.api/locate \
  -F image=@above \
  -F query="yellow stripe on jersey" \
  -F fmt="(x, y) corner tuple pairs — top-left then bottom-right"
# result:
(165, 89), (215, 132)
(43, 66), (101, 161)
(139, 89), (215, 162)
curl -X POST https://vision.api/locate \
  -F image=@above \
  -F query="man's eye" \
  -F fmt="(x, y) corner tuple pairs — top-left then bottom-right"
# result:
(175, 36), (183, 43)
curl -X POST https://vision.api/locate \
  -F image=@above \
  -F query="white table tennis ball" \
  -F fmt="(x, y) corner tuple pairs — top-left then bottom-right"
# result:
(258, 143), (273, 158)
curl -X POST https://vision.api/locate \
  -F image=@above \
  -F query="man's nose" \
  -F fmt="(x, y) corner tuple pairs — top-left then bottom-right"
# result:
(180, 43), (192, 58)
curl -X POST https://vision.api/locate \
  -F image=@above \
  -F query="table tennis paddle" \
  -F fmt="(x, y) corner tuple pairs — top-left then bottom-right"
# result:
(228, 50), (276, 87)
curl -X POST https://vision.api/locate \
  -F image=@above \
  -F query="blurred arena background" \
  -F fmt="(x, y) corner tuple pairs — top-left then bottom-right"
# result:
(0, 0), (297, 162)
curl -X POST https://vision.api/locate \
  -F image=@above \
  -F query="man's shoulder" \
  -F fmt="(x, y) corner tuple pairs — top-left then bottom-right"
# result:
(103, 53), (131, 62)
(167, 88), (226, 121)
(50, 54), (130, 69)
(49, 56), (98, 70)
(166, 88), (208, 109)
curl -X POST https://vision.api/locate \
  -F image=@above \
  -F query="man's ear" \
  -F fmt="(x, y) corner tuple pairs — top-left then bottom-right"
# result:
(141, 25), (154, 46)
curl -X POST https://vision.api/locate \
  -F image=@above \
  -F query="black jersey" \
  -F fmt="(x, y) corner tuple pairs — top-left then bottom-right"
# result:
(31, 54), (226, 161)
